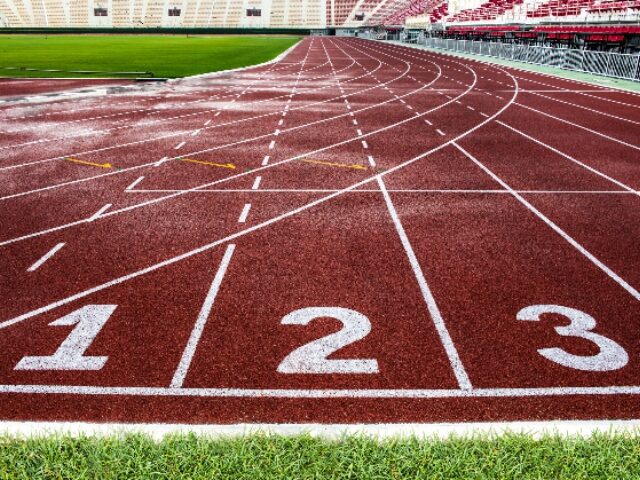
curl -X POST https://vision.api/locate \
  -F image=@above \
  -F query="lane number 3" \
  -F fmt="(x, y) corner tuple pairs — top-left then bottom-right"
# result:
(517, 304), (628, 372)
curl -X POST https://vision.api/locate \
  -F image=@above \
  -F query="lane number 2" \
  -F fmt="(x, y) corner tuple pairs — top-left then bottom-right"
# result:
(15, 305), (115, 371)
(517, 304), (628, 372)
(278, 307), (379, 374)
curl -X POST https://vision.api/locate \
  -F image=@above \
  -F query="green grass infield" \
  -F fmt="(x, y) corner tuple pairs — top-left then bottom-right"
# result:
(0, 432), (639, 479)
(0, 35), (301, 78)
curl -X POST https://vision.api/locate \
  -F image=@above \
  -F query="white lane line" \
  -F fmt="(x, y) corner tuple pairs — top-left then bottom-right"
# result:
(27, 243), (65, 272)
(516, 103), (640, 151)
(357, 129), (363, 136)
(274, 129), (280, 136)
(88, 204), (112, 222)
(467, 105), (475, 111)
(4, 384), (640, 399)
(282, 111), (287, 117)
(238, 203), (252, 223)
(261, 155), (270, 166)
(497, 121), (639, 196)
(191, 130), (201, 137)
(453, 142), (640, 301)
(367, 155), (376, 167)
(214, 112), (221, 117)
(352, 119), (358, 125)
(204, 120), (211, 126)
(175, 141), (186, 150)
(126, 188), (632, 195)
(407, 105), (413, 110)
(424, 119), (432, 126)
(154, 156), (169, 168)
(525, 91), (640, 125)
(436, 129), (445, 136)
(480, 112), (489, 118)
(376, 175), (472, 390)
(278, 119), (284, 126)
(125, 176), (145, 191)
(269, 140), (276, 149)
(251, 176), (262, 190)
(170, 244), (235, 388)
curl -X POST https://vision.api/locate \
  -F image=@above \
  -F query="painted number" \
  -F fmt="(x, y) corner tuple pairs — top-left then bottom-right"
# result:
(277, 307), (379, 374)
(15, 305), (115, 371)
(517, 304), (628, 372)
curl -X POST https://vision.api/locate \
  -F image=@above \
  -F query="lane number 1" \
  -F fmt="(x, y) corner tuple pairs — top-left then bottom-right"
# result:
(15, 305), (115, 371)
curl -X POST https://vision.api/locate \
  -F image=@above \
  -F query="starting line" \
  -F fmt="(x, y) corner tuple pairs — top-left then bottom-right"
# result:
(1, 384), (640, 398)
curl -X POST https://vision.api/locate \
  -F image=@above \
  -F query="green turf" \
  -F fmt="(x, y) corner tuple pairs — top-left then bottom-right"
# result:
(0, 35), (301, 78)
(0, 433), (639, 479)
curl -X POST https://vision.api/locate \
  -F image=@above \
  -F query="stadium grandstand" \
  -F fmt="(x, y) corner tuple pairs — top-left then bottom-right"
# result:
(0, 0), (638, 32)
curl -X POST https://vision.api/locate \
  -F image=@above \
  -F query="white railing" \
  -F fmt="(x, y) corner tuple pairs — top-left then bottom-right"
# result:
(415, 37), (640, 82)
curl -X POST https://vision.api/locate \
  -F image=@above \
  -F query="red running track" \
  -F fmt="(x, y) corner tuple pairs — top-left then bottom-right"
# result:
(0, 38), (639, 425)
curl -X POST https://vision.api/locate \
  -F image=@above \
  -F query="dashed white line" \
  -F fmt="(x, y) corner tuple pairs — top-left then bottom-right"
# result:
(361, 140), (368, 149)
(238, 203), (252, 223)
(274, 129), (280, 136)
(261, 155), (270, 166)
(251, 176), (262, 190)
(357, 129), (363, 136)
(175, 141), (186, 150)
(214, 112), (221, 117)
(191, 130), (201, 137)
(88, 203), (112, 222)
(170, 244), (236, 388)
(27, 243), (65, 272)
(278, 119), (284, 126)
(467, 106), (475, 111)
(204, 120), (211, 126)
(352, 119), (358, 125)
(154, 156), (169, 168)
(126, 176), (145, 191)
(367, 155), (376, 167)
(436, 129), (445, 136)
(268, 140), (276, 149)
(424, 119), (432, 126)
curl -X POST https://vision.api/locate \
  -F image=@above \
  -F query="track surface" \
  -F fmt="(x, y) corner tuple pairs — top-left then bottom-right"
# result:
(1, 38), (639, 424)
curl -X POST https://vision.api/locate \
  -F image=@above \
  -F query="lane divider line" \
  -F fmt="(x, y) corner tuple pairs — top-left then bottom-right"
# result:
(27, 243), (65, 272)
(453, 141), (640, 301)
(169, 244), (236, 389)
(88, 204), (112, 222)
(154, 156), (169, 168)
(174, 142), (186, 150)
(238, 204), (252, 223)
(251, 176), (262, 190)
(125, 176), (145, 191)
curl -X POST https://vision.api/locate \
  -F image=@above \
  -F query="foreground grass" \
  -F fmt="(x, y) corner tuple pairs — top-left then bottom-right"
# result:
(0, 35), (300, 78)
(0, 433), (639, 479)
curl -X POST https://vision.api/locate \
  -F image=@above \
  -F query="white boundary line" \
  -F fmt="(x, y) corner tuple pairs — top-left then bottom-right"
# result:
(1, 419), (639, 439)
(1, 384), (640, 398)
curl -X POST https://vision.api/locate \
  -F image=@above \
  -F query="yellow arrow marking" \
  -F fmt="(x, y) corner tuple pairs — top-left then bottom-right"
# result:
(66, 157), (112, 169)
(181, 158), (236, 169)
(302, 159), (367, 170)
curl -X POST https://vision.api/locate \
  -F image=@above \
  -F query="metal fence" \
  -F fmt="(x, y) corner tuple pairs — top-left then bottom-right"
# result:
(412, 37), (640, 82)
